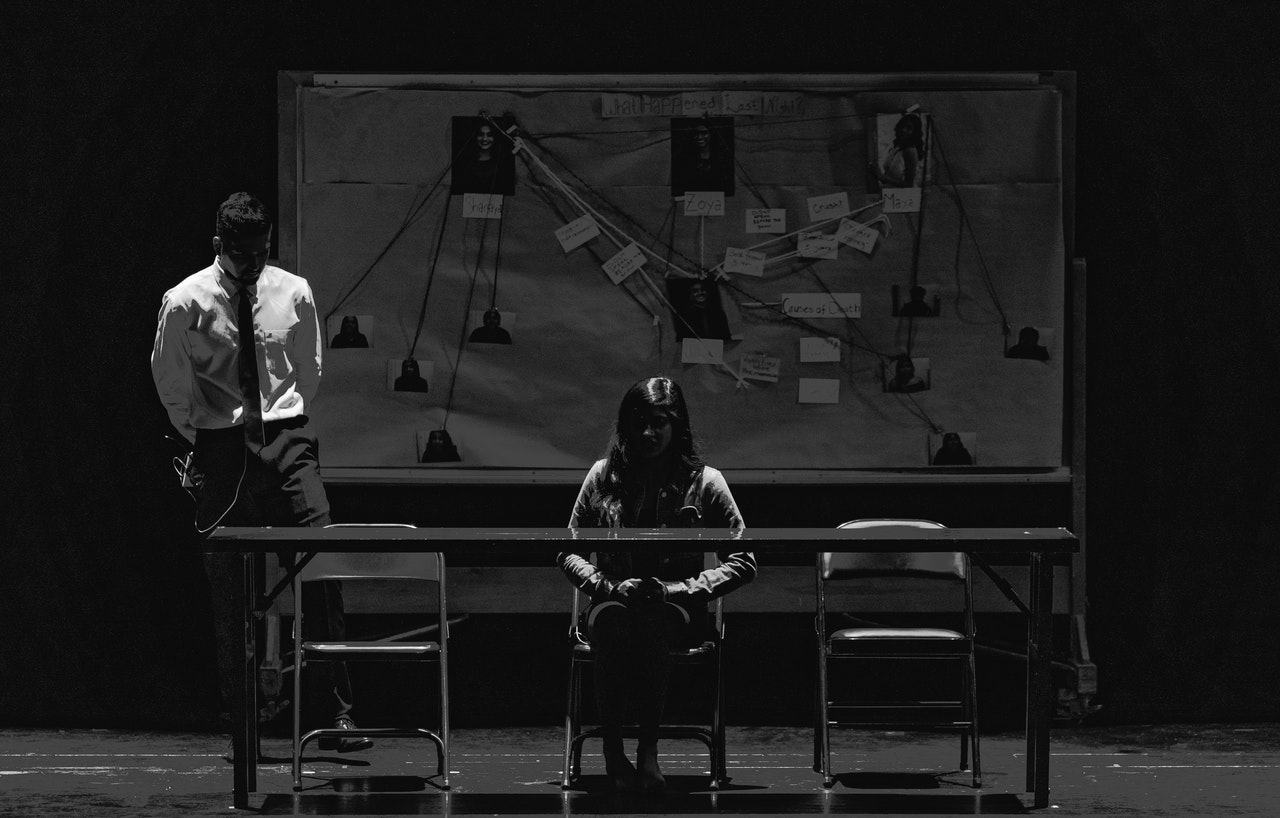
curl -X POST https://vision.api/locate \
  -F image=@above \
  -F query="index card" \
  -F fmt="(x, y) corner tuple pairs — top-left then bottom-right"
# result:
(882, 187), (922, 213)
(602, 242), (645, 284)
(684, 191), (726, 217)
(462, 193), (504, 220)
(798, 378), (840, 404)
(807, 192), (849, 222)
(724, 247), (766, 277)
(835, 218), (878, 253)
(681, 337), (725, 364)
(798, 231), (838, 260)
(799, 336), (841, 362)
(739, 351), (781, 383)
(745, 208), (786, 234)
(555, 215), (600, 252)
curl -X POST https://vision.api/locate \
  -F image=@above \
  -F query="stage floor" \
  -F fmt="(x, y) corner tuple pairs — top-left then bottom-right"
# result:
(2, 723), (1277, 816)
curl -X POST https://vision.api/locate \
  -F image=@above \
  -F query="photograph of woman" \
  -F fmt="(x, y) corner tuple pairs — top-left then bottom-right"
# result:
(884, 354), (930, 393)
(670, 117), (735, 196)
(869, 111), (930, 190)
(557, 376), (756, 793)
(667, 276), (732, 342)
(450, 116), (516, 196)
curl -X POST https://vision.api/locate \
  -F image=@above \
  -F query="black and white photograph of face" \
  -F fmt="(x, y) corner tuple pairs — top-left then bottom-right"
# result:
(451, 116), (517, 196)
(1006, 326), (1054, 361)
(930, 431), (977, 465)
(670, 117), (735, 196)
(883, 354), (931, 393)
(329, 314), (374, 348)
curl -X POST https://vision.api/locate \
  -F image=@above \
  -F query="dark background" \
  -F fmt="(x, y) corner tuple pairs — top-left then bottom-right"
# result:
(4, 1), (1278, 729)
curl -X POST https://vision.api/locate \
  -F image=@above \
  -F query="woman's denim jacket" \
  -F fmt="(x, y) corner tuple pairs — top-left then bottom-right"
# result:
(557, 459), (757, 604)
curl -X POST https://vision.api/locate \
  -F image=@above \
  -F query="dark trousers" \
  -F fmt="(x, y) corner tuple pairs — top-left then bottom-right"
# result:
(195, 418), (351, 729)
(587, 601), (701, 747)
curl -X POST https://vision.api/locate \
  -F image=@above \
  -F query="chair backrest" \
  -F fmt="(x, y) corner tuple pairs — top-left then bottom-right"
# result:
(569, 550), (724, 634)
(824, 519), (963, 581)
(300, 524), (442, 582)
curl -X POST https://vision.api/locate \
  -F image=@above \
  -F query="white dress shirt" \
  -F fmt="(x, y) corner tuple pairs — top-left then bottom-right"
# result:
(152, 258), (323, 444)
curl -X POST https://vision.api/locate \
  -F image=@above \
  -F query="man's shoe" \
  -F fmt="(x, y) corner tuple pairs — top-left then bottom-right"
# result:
(317, 717), (374, 753)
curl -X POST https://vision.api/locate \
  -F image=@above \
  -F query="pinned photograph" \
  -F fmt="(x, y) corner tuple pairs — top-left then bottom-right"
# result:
(930, 431), (977, 466)
(868, 111), (932, 192)
(451, 116), (516, 196)
(892, 284), (940, 318)
(883, 354), (931, 393)
(418, 429), (461, 463)
(329, 314), (373, 348)
(467, 308), (515, 345)
(388, 357), (433, 392)
(671, 117), (735, 196)
(1006, 326), (1054, 361)
(667, 276), (732, 342)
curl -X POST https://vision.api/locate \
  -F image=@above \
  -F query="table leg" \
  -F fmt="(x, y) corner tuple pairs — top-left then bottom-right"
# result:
(1025, 552), (1053, 807)
(232, 551), (259, 809)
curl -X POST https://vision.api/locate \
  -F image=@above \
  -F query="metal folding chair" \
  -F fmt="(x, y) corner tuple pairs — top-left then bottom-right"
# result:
(815, 519), (980, 788)
(291, 523), (450, 790)
(562, 552), (727, 789)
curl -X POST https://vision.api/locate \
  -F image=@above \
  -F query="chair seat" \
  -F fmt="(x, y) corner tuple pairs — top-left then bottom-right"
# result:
(571, 640), (717, 659)
(303, 640), (441, 661)
(828, 628), (967, 654)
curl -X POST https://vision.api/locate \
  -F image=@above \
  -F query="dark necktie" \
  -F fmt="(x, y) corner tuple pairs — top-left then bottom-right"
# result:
(237, 286), (265, 450)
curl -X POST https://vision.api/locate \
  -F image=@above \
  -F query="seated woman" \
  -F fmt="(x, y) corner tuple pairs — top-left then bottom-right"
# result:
(557, 376), (756, 793)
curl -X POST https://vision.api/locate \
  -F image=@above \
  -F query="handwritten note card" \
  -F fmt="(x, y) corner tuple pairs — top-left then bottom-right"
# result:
(681, 337), (724, 365)
(882, 187), (922, 213)
(721, 90), (806, 117)
(745, 208), (786, 234)
(798, 231), (838, 260)
(799, 337), (841, 362)
(723, 247), (766, 277)
(600, 93), (691, 118)
(555, 215), (600, 253)
(782, 293), (862, 319)
(683, 191), (725, 217)
(462, 193), (504, 220)
(835, 218), (878, 254)
(739, 351), (781, 383)
(602, 242), (645, 285)
(807, 192), (850, 223)
(798, 378), (840, 404)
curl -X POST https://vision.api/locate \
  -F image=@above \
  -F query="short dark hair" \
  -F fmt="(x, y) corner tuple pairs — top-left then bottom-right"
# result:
(216, 192), (271, 241)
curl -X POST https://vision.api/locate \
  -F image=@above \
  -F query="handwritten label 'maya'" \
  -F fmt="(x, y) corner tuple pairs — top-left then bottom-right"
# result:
(882, 187), (921, 213)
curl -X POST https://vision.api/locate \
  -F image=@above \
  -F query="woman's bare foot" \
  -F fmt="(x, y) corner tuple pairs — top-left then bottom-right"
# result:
(636, 742), (665, 793)
(603, 747), (636, 792)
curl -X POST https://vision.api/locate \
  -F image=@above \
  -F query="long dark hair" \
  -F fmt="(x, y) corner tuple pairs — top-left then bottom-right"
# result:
(893, 113), (925, 154)
(594, 376), (704, 524)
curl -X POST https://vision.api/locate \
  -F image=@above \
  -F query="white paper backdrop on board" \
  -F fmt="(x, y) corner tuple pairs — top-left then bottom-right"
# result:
(288, 78), (1065, 471)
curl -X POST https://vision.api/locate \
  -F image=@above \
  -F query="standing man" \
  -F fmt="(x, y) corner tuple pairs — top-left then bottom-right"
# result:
(152, 192), (370, 753)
